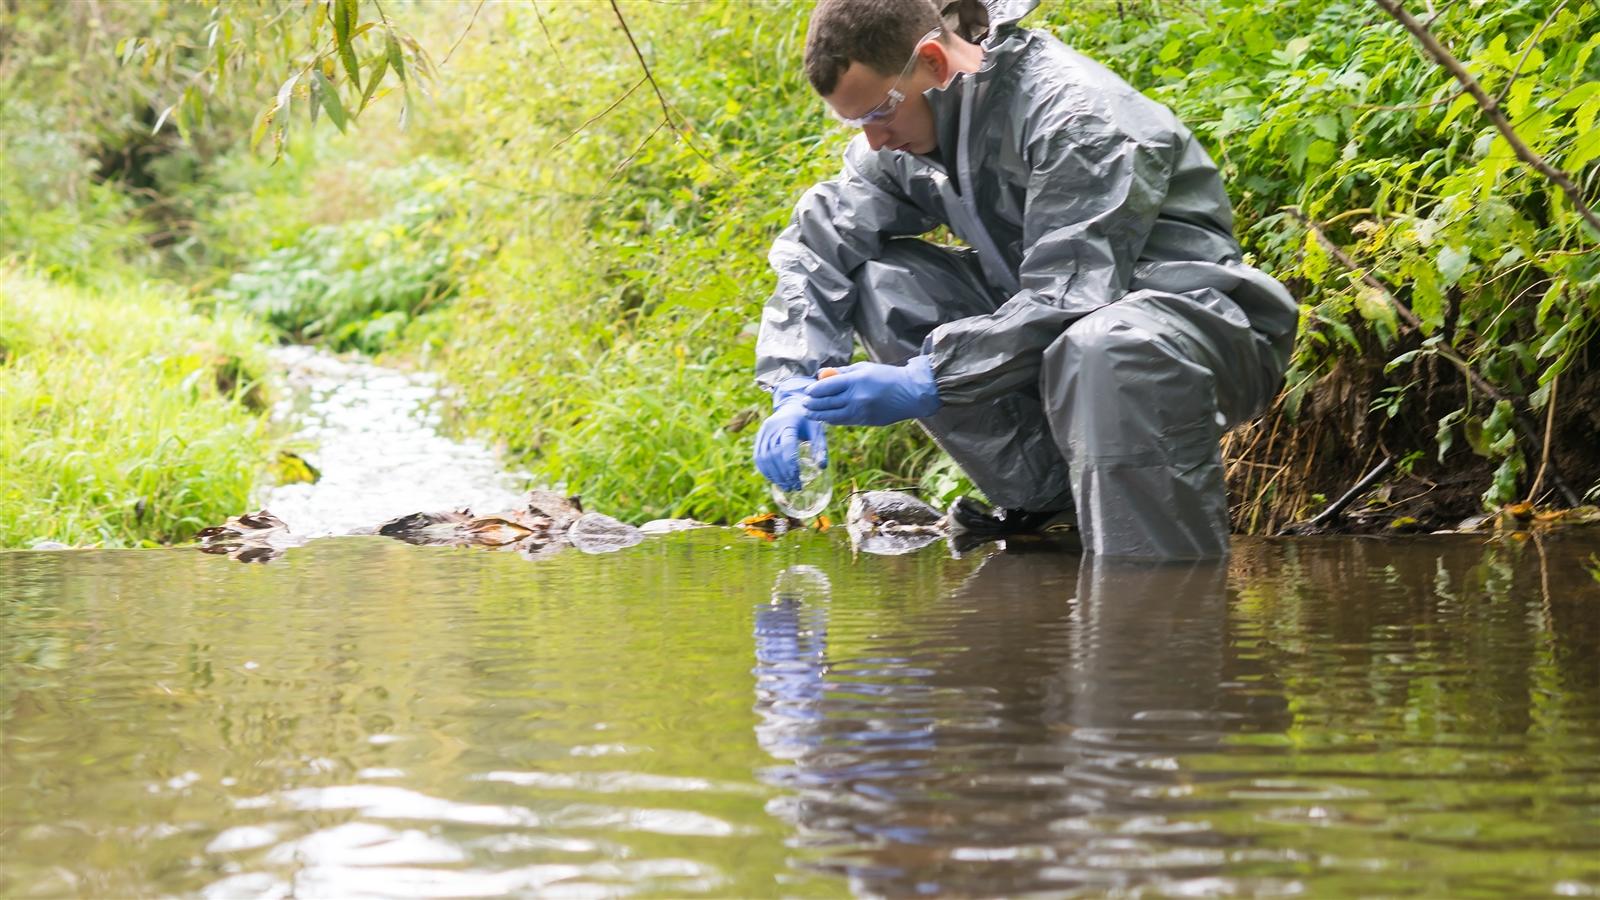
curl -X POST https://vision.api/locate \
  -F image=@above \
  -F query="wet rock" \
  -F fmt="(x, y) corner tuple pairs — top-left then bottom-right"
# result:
(846, 491), (945, 530)
(375, 508), (475, 545)
(842, 492), (951, 557)
(567, 512), (644, 554)
(466, 509), (555, 546)
(195, 511), (305, 563)
(196, 510), (294, 543)
(523, 491), (584, 532)
(198, 491), (669, 565)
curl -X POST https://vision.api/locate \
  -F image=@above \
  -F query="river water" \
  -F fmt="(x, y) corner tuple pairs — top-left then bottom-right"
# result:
(258, 345), (528, 538)
(2, 531), (1597, 897)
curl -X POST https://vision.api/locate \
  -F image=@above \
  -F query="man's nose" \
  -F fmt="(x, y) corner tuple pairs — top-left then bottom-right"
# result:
(862, 122), (890, 151)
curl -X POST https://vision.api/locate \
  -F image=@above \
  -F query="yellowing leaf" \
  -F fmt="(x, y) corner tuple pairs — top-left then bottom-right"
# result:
(1355, 285), (1397, 333)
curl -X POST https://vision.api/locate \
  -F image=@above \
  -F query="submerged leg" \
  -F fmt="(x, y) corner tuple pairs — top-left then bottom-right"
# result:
(1042, 288), (1276, 559)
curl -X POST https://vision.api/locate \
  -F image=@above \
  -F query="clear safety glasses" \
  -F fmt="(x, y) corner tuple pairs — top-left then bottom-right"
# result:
(829, 27), (943, 129)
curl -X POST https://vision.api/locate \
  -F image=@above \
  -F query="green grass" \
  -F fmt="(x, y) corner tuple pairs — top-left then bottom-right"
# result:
(0, 268), (273, 547)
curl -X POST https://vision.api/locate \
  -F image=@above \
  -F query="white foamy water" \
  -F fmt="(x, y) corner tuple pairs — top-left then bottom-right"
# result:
(258, 345), (529, 537)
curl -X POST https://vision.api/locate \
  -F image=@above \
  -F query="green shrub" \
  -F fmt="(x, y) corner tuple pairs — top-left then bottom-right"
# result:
(1039, 0), (1599, 507)
(0, 99), (156, 283)
(212, 157), (464, 353)
(0, 268), (272, 547)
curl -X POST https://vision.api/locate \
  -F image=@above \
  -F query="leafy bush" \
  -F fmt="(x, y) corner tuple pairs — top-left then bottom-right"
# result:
(0, 98), (156, 282)
(212, 158), (465, 353)
(1039, 0), (1599, 510)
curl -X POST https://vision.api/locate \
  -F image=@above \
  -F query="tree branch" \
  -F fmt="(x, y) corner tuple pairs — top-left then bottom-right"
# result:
(1373, 0), (1600, 238)
(441, 0), (486, 67)
(1493, 0), (1566, 108)
(1282, 455), (1394, 533)
(1292, 208), (1423, 334)
(606, 116), (669, 185)
(607, 0), (720, 171)
(1526, 371), (1559, 504)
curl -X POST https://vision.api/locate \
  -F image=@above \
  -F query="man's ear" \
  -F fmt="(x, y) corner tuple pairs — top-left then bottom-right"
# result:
(920, 40), (952, 83)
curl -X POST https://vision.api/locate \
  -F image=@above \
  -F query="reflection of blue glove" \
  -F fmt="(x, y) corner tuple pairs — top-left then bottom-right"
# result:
(754, 377), (829, 491)
(803, 356), (941, 427)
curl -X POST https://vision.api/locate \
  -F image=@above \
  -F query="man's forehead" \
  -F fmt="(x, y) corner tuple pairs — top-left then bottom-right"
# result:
(824, 62), (894, 111)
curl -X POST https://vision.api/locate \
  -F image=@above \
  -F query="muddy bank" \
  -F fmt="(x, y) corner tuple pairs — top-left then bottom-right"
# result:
(1225, 349), (1600, 536)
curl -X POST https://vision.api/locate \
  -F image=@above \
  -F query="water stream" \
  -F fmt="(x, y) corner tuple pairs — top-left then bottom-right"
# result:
(258, 345), (529, 537)
(2, 533), (1597, 896)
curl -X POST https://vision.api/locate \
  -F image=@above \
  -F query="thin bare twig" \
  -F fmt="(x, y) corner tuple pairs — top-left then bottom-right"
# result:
(606, 116), (668, 185)
(1374, 0), (1600, 238)
(532, 0), (562, 63)
(552, 75), (647, 151)
(441, 0), (486, 67)
(1355, 89), (1459, 111)
(1526, 371), (1559, 504)
(607, 0), (720, 171)
(1292, 208), (1424, 333)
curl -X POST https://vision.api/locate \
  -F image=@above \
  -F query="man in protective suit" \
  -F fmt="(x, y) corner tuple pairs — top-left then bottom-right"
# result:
(752, 0), (1299, 559)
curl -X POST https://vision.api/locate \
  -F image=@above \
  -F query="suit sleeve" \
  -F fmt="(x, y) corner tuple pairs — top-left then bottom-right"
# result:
(755, 139), (939, 390)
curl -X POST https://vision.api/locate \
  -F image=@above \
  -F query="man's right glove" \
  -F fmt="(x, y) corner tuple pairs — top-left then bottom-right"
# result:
(801, 356), (941, 426)
(753, 377), (829, 492)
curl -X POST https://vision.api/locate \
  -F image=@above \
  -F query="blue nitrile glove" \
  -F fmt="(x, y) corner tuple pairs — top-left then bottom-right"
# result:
(754, 377), (830, 491)
(802, 356), (941, 426)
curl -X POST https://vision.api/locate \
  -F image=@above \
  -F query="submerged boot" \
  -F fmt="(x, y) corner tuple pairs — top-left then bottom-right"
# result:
(947, 496), (1075, 540)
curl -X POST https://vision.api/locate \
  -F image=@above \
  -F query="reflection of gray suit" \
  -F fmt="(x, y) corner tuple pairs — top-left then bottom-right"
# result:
(750, 549), (1287, 893)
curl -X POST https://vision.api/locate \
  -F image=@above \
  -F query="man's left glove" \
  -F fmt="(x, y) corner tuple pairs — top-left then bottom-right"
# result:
(802, 356), (941, 427)
(754, 377), (829, 492)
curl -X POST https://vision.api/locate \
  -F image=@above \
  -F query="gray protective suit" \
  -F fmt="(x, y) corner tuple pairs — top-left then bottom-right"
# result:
(755, 0), (1298, 559)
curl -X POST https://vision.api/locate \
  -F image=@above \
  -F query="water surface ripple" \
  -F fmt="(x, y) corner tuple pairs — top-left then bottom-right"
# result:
(2, 532), (1597, 897)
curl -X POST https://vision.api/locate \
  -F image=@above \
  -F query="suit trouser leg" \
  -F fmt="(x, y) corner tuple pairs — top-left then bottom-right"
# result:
(1041, 287), (1280, 559)
(850, 239), (1074, 513)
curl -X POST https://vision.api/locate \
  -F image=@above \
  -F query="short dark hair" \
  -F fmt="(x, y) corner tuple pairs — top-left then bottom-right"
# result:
(804, 0), (943, 96)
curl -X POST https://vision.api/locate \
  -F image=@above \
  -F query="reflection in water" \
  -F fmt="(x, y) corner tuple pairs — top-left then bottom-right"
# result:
(751, 550), (1291, 895)
(3, 532), (1598, 896)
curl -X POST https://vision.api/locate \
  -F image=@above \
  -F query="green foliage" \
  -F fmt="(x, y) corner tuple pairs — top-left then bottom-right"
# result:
(0, 268), (272, 547)
(212, 158), (463, 353)
(1042, 0), (1599, 507)
(0, 98), (155, 282)
(392, 1), (954, 524)
(115, 0), (438, 158)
